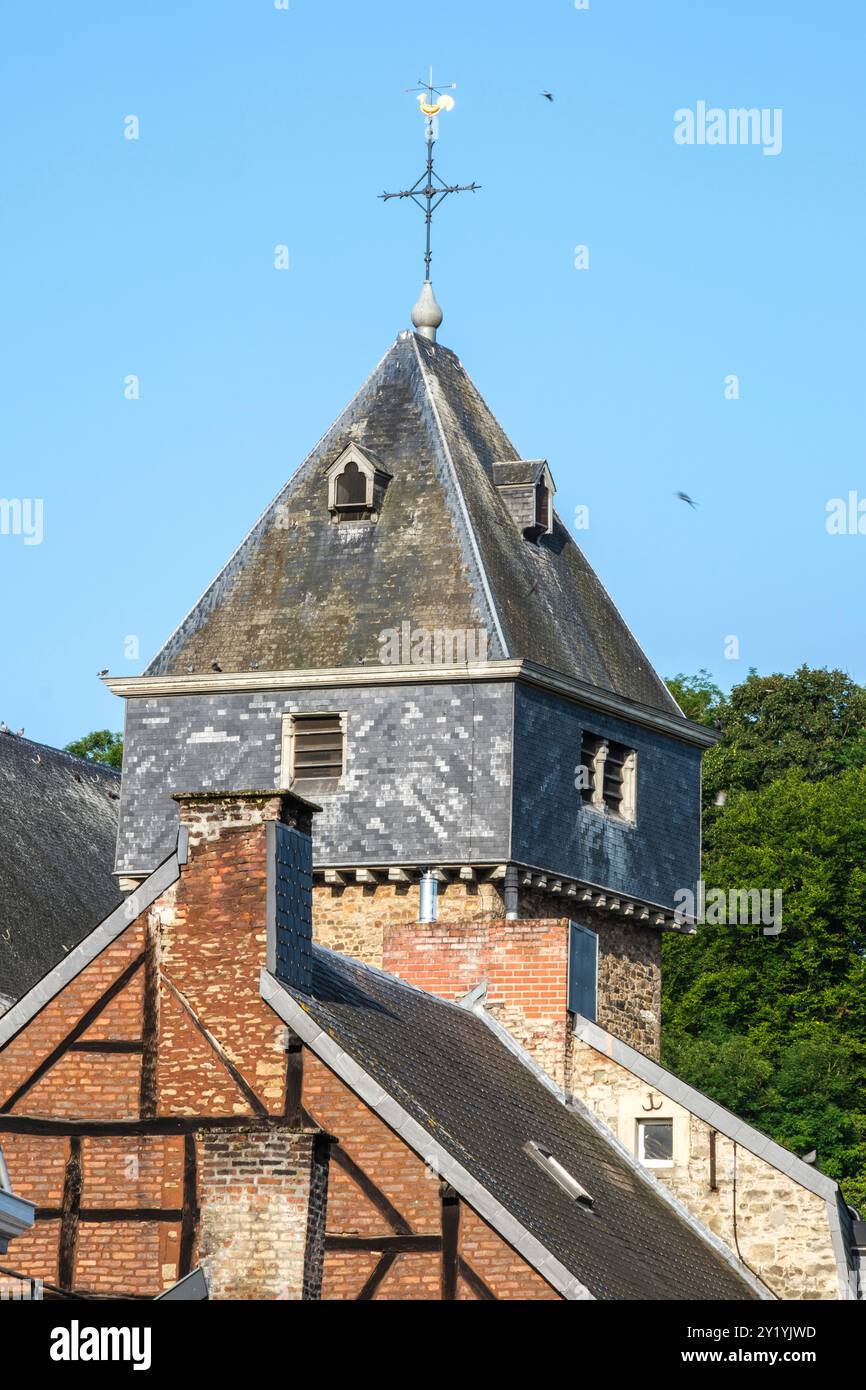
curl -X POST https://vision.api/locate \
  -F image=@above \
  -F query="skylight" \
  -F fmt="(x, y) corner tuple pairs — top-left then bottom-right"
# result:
(524, 1141), (595, 1210)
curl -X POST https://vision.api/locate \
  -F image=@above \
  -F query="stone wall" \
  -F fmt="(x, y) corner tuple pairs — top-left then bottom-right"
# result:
(569, 1039), (841, 1301)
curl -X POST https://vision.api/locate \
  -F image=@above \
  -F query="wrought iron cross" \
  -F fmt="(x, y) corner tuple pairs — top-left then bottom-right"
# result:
(380, 68), (480, 278)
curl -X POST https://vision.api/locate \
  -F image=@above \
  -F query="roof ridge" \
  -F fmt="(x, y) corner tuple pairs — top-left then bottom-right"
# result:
(409, 335), (509, 657)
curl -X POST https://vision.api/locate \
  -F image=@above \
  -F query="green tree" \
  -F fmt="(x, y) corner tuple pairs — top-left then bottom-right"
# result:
(64, 730), (124, 770)
(663, 668), (866, 1208)
(666, 669), (724, 726)
(703, 665), (866, 804)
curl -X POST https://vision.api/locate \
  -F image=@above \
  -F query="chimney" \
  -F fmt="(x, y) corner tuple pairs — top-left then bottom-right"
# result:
(162, 789), (326, 1300)
(265, 794), (318, 992)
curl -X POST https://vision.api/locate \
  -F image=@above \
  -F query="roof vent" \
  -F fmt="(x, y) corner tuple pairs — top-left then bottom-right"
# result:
(492, 460), (555, 542)
(524, 1140), (595, 1209)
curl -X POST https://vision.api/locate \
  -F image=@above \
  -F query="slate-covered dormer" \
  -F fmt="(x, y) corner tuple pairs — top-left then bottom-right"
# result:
(492, 459), (555, 541)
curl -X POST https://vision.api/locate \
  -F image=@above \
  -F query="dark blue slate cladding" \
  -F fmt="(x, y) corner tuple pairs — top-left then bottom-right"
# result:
(116, 681), (513, 874)
(272, 821), (313, 992)
(117, 677), (702, 910)
(511, 684), (701, 908)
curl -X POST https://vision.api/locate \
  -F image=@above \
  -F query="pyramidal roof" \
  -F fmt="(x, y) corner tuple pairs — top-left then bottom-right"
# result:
(146, 331), (679, 717)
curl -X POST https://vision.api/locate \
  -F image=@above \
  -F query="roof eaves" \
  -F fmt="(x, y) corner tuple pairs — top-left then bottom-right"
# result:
(259, 967), (592, 1300)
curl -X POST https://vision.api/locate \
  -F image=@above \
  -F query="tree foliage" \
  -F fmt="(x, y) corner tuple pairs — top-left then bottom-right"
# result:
(64, 730), (124, 770)
(663, 667), (866, 1210)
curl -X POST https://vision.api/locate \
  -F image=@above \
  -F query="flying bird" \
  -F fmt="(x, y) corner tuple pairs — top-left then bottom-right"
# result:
(676, 492), (698, 509)
(542, 91), (554, 102)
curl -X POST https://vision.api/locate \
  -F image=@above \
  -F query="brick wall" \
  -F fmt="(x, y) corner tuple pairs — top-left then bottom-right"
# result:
(197, 1125), (329, 1300)
(302, 1053), (559, 1301)
(0, 789), (563, 1300)
(383, 917), (571, 1088)
(314, 882), (661, 1070)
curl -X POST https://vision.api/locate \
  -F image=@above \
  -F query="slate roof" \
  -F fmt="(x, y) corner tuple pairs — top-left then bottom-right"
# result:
(274, 946), (761, 1301)
(146, 332), (680, 717)
(0, 734), (122, 1010)
(491, 459), (548, 487)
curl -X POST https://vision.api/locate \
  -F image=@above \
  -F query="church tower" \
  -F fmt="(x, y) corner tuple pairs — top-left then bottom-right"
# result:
(105, 78), (714, 1061)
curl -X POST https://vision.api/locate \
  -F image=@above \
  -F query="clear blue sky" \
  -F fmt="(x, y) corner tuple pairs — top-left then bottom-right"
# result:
(1, 1), (864, 747)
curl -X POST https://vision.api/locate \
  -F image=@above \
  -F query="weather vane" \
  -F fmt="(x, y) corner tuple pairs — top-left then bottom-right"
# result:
(380, 68), (480, 341)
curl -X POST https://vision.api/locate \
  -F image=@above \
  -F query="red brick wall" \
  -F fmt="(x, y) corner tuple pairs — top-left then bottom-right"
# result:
(0, 793), (562, 1300)
(383, 918), (572, 1087)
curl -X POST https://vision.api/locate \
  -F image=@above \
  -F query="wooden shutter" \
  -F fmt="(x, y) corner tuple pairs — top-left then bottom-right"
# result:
(568, 923), (598, 1021)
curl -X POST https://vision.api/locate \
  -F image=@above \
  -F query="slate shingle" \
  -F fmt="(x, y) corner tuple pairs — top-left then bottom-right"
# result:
(286, 946), (760, 1301)
(145, 333), (680, 718)
(0, 735), (122, 1009)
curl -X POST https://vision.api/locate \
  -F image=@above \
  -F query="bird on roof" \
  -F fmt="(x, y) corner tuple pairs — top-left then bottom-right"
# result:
(676, 492), (698, 509)
(0, 722), (9, 734)
(542, 91), (554, 102)
(97, 668), (109, 677)
(15, 728), (24, 737)
(211, 661), (222, 673)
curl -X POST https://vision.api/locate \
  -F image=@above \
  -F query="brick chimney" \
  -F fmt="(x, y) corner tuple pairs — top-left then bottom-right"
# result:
(155, 789), (326, 1299)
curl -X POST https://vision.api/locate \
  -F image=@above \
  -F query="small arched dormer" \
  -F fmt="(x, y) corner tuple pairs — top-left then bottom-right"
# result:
(325, 443), (393, 524)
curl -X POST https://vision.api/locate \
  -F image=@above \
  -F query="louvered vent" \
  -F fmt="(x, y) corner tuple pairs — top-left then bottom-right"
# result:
(290, 715), (345, 782)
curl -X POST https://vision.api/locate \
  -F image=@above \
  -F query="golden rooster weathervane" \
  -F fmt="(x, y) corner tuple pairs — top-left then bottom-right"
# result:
(380, 68), (480, 339)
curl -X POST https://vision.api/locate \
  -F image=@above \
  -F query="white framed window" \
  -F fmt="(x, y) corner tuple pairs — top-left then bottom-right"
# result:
(579, 731), (637, 823)
(567, 922), (598, 1022)
(281, 712), (347, 787)
(637, 1118), (674, 1168)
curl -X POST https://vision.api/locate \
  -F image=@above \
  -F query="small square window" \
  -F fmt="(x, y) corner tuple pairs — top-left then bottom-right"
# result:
(637, 1118), (674, 1167)
(282, 713), (346, 787)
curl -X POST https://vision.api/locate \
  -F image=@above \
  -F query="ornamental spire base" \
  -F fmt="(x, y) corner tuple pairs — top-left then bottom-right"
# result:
(412, 280), (443, 341)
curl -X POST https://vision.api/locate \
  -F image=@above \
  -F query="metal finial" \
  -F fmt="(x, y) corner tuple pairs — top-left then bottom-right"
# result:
(380, 68), (480, 341)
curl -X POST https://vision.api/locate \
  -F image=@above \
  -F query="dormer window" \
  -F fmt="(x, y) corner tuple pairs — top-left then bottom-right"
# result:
(326, 443), (393, 525)
(492, 459), (555, 541)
